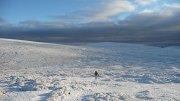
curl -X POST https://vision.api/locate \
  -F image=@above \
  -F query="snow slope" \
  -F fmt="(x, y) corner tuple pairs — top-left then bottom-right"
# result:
(0, 38), (180, 101)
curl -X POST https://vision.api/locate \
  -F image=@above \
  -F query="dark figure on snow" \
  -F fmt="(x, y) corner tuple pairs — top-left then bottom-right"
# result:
(95, 71), (99, 80)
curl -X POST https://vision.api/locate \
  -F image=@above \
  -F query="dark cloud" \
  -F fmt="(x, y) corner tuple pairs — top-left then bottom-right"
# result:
(0, 11), (180, 47)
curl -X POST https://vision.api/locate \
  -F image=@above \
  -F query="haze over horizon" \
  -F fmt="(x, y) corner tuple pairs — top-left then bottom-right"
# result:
(0, 0), (180, 44)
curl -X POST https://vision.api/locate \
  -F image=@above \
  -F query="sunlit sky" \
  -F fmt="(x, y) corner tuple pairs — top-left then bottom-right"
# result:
(0, 0), (179, 24)
(0, 0), (180, 43)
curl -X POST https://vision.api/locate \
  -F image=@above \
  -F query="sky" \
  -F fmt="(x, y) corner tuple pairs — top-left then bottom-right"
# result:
(0, 0), (180, 43)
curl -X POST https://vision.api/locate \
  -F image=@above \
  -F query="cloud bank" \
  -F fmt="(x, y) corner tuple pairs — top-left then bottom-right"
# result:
(0, 1), (180, 46)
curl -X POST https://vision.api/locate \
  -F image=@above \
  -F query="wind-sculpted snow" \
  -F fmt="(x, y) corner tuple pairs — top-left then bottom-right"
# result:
(0, 38), (180, 101)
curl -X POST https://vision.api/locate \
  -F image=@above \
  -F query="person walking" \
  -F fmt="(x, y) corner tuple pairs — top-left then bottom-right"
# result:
(95, 71), (99, 80)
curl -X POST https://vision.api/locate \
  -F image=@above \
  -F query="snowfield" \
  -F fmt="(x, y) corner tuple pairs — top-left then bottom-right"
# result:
(0, 38), (180, 101)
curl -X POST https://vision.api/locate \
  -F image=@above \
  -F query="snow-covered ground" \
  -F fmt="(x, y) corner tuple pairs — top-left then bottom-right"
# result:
(0, 38), (180, 101)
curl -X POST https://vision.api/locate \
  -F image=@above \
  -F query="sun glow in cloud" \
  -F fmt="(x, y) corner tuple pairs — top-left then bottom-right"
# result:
(135, 0), (159, 6)
(90, 0), (135, 22)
